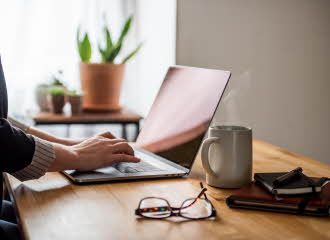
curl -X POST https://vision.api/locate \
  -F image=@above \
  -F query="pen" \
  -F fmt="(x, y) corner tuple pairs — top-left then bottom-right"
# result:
(273, 167), (303, 187)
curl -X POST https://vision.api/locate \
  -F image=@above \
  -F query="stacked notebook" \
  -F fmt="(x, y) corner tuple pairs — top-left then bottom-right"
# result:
(254, 172), (327, 195)
(226, 170), (330, 217)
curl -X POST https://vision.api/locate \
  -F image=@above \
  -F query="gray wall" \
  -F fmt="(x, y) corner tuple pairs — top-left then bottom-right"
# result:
(176, 0), (330, 164)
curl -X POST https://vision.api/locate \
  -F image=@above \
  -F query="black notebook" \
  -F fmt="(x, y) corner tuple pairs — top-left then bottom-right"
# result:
(254, 172), (329, 195)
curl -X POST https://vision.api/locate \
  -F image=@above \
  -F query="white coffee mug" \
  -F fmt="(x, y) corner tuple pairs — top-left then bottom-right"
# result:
(201, 125), (252, 188)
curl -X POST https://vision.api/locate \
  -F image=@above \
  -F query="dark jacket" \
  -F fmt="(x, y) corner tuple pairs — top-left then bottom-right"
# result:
(0, 57), (35, 236)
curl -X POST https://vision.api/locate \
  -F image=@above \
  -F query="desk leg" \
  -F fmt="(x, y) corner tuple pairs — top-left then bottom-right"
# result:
(122, 123), (127, 140)
(134, 122), (140, 141)
(66, 124), (71, 138)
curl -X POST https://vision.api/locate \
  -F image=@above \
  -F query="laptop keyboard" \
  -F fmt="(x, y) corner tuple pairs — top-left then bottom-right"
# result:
(112, 161), (163, 173)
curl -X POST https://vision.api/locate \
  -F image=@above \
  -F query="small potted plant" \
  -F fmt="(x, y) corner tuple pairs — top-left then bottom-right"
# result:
(35, 70), (67, 112)
(48, 87), (65, 114)
(67, 90), (83, 115)
(77, 15), (142, 111)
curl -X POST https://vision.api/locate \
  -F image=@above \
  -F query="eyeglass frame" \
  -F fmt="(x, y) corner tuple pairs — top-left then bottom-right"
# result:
(135, 182), (217, 220)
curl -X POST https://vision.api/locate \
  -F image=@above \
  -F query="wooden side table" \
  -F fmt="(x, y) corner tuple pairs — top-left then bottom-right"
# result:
(32, 109), (143, 141)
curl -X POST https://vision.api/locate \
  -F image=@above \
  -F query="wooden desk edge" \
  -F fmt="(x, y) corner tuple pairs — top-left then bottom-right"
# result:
(4, 173), (28, 239)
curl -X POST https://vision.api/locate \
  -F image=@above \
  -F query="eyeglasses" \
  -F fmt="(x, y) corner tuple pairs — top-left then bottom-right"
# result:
(135, 182), (216, 220)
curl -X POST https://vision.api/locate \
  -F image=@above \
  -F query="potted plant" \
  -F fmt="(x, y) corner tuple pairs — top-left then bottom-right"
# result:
(35, 70), (67, 112)
(67, 90), (83, 115)
(48, 87), (65, 114)
(77, 16), (142, 111)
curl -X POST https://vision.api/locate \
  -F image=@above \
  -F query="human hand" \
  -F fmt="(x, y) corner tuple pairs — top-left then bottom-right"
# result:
(50, 135), (140, 172)
(60, 131), (117, 146)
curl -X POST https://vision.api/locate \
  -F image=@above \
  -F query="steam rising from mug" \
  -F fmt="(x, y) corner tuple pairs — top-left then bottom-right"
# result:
(215, 71), (253, 127)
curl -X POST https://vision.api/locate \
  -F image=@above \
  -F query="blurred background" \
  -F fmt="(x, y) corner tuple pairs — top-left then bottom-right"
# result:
(176, 0), (330, 165)
(0, 0), (329, 165)
(0, 0), (176, 140)
(0, 0), (176, 116)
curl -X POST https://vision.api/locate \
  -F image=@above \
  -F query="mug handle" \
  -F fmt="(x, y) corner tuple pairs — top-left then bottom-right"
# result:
(201, 137), (221, 177)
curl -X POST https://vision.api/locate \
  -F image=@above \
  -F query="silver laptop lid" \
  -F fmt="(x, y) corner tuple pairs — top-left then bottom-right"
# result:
(136, 66), (231, 170)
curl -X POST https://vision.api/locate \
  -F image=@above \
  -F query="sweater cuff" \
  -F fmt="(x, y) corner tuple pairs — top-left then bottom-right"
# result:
(7, 116), (30, 132)
(12, 137), (55, 181)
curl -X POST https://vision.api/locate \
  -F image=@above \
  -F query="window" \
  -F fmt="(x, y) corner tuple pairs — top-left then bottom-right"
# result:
(0, 0), (176, 117)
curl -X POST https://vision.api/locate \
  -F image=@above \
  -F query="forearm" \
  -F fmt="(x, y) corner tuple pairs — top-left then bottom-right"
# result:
(7, 116), (81, 146)
(6, 116), (138, 175)
(27, 127), (82, 146)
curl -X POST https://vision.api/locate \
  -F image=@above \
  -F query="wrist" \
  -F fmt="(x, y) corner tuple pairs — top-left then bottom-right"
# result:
(49, 143), (79, 171)
(56, 137), (82, 146)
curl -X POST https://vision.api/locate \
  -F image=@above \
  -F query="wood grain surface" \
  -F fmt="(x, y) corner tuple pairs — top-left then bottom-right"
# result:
(5, 140), (330, 240)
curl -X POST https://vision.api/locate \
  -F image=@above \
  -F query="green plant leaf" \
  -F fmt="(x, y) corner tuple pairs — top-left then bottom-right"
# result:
(98, 44), (107, 63)
(107, 43), (122, 62)
(99, 25), (115, 63)
(105, 28), (114, 61)
(122, 43), (143, 63)
(105, 26), (113, 51)
(117, 16), (132, 46)
(81, 34), (92, 62)
(77, 27), (92, 62)
(97, 15), (135, 63)
(49, 87), (65, 96)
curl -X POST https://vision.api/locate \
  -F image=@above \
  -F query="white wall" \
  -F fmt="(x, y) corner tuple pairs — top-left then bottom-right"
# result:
(176, 0), (330, 164)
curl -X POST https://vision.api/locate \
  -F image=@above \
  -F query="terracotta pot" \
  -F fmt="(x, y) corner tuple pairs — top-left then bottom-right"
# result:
(79, 62), (125, 111)
(68, 95), (83, 115)
(47, 94), (65, 114)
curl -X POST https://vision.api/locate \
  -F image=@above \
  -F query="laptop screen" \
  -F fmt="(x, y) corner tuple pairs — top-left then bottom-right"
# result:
(136, 66), (231, 169)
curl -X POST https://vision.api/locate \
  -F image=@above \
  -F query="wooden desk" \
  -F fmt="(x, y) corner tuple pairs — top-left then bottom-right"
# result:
(5, 140), (330, 240)
(32, 109), (142, 141)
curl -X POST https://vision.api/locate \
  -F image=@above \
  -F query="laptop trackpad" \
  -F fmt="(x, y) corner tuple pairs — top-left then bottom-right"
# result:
(94, 166), (121, 175)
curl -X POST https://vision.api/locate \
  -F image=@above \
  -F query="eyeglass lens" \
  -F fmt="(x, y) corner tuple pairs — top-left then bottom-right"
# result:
(139, 198), (171, 218)
(180, 198), (213, 219)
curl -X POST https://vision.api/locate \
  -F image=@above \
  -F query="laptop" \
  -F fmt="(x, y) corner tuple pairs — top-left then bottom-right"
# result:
(62, 66), (231, 183)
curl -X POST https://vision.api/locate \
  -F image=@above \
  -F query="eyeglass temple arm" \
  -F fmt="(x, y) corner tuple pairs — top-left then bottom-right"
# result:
(181, 183), (208, 210)
(199, 182), (208, 200)
(180, 187), (208, 210)
(199, 182), (217, 217)
(196, 188), (208, 200)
